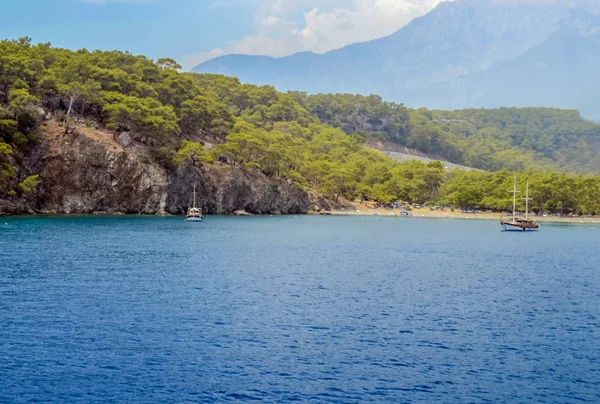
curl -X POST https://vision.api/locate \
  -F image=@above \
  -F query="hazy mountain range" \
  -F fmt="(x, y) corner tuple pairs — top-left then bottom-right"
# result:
(193, 0), (600, 120)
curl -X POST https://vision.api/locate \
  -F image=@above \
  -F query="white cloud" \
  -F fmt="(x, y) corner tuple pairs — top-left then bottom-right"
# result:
(187, 0), (450, 69)
(261, 16), (281, 26)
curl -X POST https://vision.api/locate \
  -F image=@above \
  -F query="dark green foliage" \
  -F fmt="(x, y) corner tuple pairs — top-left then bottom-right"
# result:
(150, 147), (177, 170)
(0, 37), (599, 215)
(439, 170), (600, 215)
(0, 141), (15, 190)
(17, 174), (40, 194)
(429, 108), (600, 173)
(174, 140), (212, 167)
(101, 92), (180, 142)
(293, 92), (600, 173)
(289, 92), (410, 143)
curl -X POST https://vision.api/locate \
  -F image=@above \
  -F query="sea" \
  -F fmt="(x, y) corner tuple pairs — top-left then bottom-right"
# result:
(1, 216), (599, 403)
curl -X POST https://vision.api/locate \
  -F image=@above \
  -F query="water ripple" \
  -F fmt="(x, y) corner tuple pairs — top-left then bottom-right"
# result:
(1, 216), (599, 402)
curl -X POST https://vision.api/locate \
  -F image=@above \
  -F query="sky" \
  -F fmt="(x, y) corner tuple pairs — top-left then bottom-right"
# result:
(0, 0), (448, 70)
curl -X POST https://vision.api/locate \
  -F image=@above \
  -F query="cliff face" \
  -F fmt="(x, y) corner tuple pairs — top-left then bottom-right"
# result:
(0, 122), (309, 216)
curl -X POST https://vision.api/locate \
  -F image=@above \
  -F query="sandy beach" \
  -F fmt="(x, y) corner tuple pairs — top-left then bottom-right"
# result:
(325, 203), (600, 225)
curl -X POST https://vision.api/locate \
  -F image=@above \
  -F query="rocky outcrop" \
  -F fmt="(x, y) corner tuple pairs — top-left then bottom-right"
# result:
(116, 132), (132, 147)
(0, 123), (309, 216)
(165, 165), (307, 215)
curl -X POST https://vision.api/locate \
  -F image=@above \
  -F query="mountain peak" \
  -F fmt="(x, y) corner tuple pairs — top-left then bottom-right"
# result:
(561, 7), (600, 36)
(193, 1), (600, 118)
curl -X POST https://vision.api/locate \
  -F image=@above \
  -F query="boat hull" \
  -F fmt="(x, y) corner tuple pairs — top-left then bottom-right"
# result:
(501, 222), (538, 232)
(185, 217), (203, 222)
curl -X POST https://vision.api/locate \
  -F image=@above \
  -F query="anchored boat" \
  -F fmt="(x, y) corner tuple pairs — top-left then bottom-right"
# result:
(500, 176), (539, 232)
(185, 184), (203, 222)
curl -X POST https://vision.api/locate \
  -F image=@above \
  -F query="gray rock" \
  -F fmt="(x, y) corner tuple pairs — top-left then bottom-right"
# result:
(4, 129), (310, 216)
(34, 107), (46, 120)
(117, 132), (132, 147)
(0, 200), (17, 216)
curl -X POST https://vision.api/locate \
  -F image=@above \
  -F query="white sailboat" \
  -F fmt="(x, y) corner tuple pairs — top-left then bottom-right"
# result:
(500, 176), (539, 231)
(185, 184), (203, 222)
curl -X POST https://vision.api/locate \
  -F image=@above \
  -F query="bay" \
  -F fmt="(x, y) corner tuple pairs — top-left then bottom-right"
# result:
(1, 216), (599, 402)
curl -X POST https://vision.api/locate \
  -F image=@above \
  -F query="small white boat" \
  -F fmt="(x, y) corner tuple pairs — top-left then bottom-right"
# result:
(185, 184), (203, 222)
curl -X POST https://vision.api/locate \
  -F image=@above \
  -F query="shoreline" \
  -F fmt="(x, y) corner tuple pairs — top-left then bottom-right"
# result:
(326, 206), (600, 225)
(3, 210), (600, 225)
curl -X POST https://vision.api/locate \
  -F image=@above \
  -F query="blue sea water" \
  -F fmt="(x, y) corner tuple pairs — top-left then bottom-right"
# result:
(1, 216), (599, 403)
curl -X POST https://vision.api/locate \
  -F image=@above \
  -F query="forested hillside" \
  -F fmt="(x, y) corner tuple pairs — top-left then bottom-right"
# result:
(0, 38), (436, 208)
(2, 38), (600, 215)
(290, 92), (600, 173)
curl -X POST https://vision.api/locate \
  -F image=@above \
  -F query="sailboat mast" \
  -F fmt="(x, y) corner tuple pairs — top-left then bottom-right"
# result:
(523, 181), (534, 221)
(512, 175), (517, 219)
(193, 183), (196, 209)
(525, 182), (529, 220)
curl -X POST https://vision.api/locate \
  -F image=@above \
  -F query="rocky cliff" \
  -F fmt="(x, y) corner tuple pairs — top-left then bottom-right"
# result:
(0, 122), (309, 216)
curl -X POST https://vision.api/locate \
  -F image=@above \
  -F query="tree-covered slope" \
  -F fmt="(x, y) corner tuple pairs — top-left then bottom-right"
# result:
(3, 38), (600, 216)
(0, 38), (443, 209)
(288, 92), (600, 174)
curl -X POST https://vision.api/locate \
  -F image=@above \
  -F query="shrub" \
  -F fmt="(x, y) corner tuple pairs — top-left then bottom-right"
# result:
(18, 175), (41, 194)
(150, 147), (176, 170)
(53, 110), (66, 123)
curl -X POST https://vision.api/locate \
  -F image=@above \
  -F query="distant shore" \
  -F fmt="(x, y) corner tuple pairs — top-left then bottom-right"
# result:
(3, 209), (599, 225)
(324, 205), (600, 225)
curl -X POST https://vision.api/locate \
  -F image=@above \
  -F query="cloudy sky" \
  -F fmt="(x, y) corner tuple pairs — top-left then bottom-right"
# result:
(0, 0), (448, 69)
